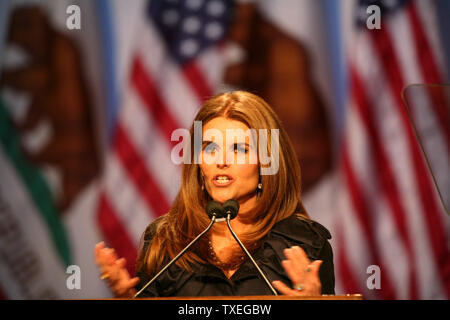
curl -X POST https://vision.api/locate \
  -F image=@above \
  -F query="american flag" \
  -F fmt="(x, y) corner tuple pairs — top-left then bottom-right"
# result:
(95, 0), (449, 299)
(97, 0), (234, 276)
(335, 0), (450, 299)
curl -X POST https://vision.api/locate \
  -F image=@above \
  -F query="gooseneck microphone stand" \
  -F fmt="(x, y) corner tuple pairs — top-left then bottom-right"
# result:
(134, 201), (224, 298)
(223, 200), (278, 296)
(134, 200), (278, 297)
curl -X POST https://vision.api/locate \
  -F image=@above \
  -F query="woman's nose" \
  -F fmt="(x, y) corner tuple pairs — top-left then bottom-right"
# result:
(216, 161), (229, 169)
(216, 149), (232, 168)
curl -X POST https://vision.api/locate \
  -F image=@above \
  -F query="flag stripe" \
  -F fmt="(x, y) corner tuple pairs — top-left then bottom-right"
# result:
(0, 101), (71, 267)
(369, 24), (450, 298)
(414, 0), (447, 77)
(335, 224), (364, 295)
(350, 65), (420, 298)
(342, 145), (396, 299)
(182, 60), (213, 101)
(131, 56), (182, 142)
(103, 155), (154, 247)
(137, 23), (200, 128)
(120, 87), (181, 202)
(97, 193), (137, 276)
(407, 3), (450, 148)
(336, 146), (375, 298)
(114, 124), (171, 216)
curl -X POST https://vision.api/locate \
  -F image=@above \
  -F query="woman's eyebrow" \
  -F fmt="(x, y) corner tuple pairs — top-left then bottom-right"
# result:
(231, 142), (250, 148)
(202, 141), (251, 147)
(202, 140), (216, 147)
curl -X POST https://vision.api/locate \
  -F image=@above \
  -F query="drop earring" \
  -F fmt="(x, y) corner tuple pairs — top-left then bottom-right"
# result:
(257, 177), (263, 194)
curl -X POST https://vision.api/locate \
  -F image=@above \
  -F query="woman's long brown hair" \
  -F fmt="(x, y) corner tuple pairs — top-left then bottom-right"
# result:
(136, 91), (309, 276)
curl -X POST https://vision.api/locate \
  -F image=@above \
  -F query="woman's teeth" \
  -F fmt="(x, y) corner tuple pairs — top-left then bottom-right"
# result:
(216, 176), (230, 184)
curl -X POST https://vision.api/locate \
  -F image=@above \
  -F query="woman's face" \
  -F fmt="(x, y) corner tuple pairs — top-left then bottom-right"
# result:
(199, 117), (259, 209)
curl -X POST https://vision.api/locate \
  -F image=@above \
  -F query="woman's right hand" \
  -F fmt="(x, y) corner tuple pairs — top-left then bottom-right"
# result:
(94, 242), (140, 298)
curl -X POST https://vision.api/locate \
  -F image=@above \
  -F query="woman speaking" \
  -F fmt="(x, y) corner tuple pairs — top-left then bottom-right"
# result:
(94, 91), (334, 298)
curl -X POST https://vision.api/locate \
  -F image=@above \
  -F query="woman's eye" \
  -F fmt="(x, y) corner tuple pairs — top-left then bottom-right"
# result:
(234, 145), (248, 153)
(204, 144), (218, 153)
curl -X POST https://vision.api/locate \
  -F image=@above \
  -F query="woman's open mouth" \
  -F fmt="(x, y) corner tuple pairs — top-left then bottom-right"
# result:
(212, 174), (234, 187)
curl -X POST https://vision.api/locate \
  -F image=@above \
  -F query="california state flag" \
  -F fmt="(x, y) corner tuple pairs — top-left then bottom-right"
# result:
(0, 0), (111, 299)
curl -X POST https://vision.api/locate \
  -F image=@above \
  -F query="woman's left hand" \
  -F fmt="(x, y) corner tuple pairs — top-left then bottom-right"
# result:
(272, 246), (323, 296)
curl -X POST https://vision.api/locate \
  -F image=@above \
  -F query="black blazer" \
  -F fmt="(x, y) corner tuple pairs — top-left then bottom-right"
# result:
(135, 214), (335, 297)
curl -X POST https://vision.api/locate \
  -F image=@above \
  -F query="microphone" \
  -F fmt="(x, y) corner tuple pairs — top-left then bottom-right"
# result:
(134, 201), (224, 298)
(206, 200), (226, 221)
(222, 199), (239, 220)
(223, 199), (278, 295)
